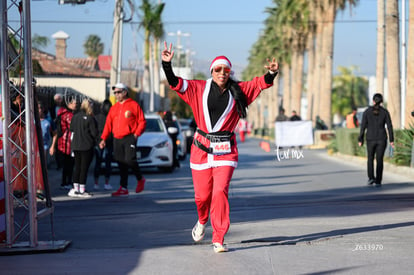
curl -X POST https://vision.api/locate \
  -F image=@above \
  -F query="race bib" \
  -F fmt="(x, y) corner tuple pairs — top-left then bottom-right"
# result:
(210, 140), (231, 155)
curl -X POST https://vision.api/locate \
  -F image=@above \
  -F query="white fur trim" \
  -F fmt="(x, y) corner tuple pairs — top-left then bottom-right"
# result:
(190, 160), (238, 170)
(210, 59), (231, 72)
(179, 79), (188, 93)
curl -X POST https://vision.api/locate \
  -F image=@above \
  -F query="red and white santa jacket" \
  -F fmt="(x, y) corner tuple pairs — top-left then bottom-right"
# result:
(170, 76), (273, 170)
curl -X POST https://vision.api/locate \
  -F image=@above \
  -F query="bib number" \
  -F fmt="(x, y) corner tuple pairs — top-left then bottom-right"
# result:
(210, 141), (231, 155)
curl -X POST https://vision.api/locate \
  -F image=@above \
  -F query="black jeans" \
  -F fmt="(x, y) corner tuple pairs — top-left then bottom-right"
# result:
(73, 149), (94, 185)
(366, 139), (387, 184)
(57, 150), (74, 186)
(113, 135), (143, 188)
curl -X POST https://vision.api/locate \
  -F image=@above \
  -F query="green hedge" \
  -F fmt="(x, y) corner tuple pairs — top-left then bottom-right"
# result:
(335, 128), (361, 156)
(332, 128), (413, 167)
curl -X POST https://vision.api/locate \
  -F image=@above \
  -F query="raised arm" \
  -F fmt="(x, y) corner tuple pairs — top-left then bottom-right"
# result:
(161, 41), (179, 87)
(161, 41), (175, 62)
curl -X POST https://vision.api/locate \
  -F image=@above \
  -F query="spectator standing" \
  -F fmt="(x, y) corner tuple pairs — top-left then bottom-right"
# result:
(50, 96), (77, 190)
(38, 102), (54, 166)
(290, 110), (302, 121)
(52, 93), (64, 169)
(275, 108), (288, 122)
(94, 99), (114, 190)
(52, 93), (63, 119)
(99, 83), (147, 197)
(346, 107), (359, 128)
(161, 42), (279, 253)
(67, 99), (98, 198)
(163, 111), (180, 168)
(358, 93), (394, 186)
(315, 115), (328, 130)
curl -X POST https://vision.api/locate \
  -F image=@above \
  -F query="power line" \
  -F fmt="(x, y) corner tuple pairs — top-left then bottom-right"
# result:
(9, 19), (382, 25)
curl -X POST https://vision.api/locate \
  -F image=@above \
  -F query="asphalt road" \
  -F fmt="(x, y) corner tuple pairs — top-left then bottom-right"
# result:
(1, 137), (414, 275)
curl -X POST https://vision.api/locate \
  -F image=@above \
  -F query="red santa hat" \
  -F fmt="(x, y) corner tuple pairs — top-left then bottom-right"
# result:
(209, 55), (232, 73)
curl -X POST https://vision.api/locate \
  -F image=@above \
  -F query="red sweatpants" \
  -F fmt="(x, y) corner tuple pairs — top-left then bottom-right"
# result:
(191, 166), (235, 244)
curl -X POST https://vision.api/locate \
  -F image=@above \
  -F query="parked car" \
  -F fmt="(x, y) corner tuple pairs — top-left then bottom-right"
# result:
(136, 114), (175, 172)
(178, 118), (196, 153)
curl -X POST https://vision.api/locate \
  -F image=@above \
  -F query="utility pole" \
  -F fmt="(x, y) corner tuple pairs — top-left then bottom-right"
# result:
(110, 0), (124, 87)
(167, 30), (190, 67)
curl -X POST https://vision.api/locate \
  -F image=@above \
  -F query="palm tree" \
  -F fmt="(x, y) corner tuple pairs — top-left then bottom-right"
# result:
(405, 0), (414, 128)
(385, 0), (401, 128)
(376, 0), (386, 94)
(305, 1), (317, 122)
(83, 34), (104, 58)
(276, 0), (309, 117)
(32, 34), (50, 50)
(331, 66), (368, 118)
(316, 0), (358, 129)
(139, 0), (165, 112)
(311, 1), (325, 122)
(150, 2), (165, 112)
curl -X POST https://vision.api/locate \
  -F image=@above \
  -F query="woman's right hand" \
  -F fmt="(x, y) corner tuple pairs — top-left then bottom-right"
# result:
(161, 41), (174, 62)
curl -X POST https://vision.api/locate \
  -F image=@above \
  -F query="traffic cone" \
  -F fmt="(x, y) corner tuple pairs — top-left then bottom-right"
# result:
(260, 141), (271, 152)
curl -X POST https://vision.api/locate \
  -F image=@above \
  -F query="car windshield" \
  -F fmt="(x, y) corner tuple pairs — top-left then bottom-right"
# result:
(178, 119), (191, 127)
(145, 118), (165, 132)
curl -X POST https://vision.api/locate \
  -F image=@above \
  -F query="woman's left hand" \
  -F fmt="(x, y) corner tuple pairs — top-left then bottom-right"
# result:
(264, 58), (279, 73)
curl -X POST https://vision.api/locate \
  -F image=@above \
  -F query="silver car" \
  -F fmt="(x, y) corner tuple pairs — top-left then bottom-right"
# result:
(136, 114), (175, 172)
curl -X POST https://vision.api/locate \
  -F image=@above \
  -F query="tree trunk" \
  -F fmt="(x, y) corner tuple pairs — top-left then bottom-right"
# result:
(312, 11), (324, 122)
(282, 62), (291, 114)
(306, 30), (316, 122)
(405, 0), (414, 128)
(376, 0), (386, 95)
(291, 49), (304, 117)
(319, 1), (335, 129)
(153, 38), (161, 112)
(267, 79), (279, 127)
(385, 0), (401, 128)
(142, 30), (151, 112)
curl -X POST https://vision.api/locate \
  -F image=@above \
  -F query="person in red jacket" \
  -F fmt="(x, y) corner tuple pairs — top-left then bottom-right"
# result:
(99, 83), (147, 197)
(162, 42), (279, 253)
(50, 95), (77, 190)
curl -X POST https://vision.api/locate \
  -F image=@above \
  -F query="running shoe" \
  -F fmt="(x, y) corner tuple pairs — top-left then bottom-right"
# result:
(68, 188), (79, 198)
(213, 243), (228, 253)
(104, 183), (113, 190)
(135, 177), (146, 193)
(192, 220), (206, 242)
(112, 187), (129, 197)
(77, 191), (92, 198)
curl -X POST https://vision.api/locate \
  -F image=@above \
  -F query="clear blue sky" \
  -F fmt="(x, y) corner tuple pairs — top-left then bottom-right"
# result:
(11, 0), (409, 76)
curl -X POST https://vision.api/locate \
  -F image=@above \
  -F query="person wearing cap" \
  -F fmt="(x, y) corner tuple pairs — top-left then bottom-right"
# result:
(99, 83), (147, 197)
(161, 41), (279, 253)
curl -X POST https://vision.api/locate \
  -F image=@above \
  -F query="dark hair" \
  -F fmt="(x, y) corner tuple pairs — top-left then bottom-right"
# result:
(373, 93), (383, 116)
(164, 110), (173, 122)
(227, 79), (248, 118)
(101, 99), (112, 115)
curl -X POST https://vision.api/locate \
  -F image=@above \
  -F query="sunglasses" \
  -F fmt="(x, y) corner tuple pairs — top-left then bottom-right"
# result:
(113, 90), (123, 94)
(214, 66), (231, 74)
